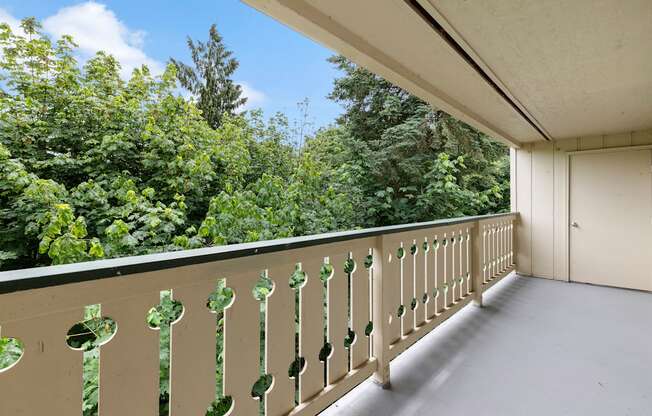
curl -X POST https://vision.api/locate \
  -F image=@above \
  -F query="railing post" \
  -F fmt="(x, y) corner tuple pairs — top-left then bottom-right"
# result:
(471, 220), (484, 307)
(512, 214), (518, 269)
(371, 235), (391, 388)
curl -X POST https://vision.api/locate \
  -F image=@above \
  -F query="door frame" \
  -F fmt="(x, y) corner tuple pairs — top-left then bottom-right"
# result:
(565, 144), (652, 283)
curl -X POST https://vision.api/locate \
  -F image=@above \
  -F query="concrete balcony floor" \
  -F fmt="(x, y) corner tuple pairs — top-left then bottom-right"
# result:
(322, 274), (652, 416)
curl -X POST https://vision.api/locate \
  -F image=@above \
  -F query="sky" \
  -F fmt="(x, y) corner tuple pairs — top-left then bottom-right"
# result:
(0, 0), (345, 129)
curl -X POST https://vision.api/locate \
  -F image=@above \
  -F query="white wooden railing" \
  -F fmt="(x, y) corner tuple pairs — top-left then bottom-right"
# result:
(0, 213), (517, 415)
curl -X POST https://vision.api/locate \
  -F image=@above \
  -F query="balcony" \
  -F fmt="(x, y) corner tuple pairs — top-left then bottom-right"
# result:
(0, 214), (516, 415)
(2, 0), (652, 415)
(322, 274), (652, 416)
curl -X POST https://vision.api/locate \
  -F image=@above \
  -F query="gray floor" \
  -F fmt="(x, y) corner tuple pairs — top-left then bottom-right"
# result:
(321, 274), (652, 416)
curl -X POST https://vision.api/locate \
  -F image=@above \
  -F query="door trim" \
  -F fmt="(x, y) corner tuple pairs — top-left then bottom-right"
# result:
(565, 144), (652, 283)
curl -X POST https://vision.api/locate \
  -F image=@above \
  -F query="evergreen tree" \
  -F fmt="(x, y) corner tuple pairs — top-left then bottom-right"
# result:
(171, 24), (246, 128)
(319, 55), (510, 226)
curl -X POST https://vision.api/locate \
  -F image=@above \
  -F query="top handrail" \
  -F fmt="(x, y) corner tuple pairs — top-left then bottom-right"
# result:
(0, 212), (516, 294)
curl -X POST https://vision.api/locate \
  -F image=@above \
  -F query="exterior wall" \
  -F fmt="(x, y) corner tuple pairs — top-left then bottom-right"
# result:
(511, 129), (652, 280)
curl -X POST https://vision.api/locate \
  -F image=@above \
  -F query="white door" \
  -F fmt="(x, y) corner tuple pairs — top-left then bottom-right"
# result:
(569, 148), (652, 291)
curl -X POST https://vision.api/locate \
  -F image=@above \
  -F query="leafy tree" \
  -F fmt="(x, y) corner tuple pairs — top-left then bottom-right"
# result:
(171, 24), (246, 128)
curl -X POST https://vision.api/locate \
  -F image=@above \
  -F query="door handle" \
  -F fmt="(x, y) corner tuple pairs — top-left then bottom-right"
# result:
(571, 222), (579, 228)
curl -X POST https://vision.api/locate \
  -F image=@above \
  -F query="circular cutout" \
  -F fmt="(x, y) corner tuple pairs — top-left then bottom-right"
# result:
(67, 316), (117, 351)
(422, 293), (429, 304)
(344, 258), (355, 274)
(320, 263), (334, 283)
(410, 298), (418, 310)
(344, 328), (356, 349)
(148, 294), (184, 329)
(205, 396), (233, 416)
(207, 281), (234, 313)
(364, 254), (373, 269)
(289, 267), (306, 290)
(253, 272), (273, 301)
(0, 336), (24, 372)
(397, 305), (405, 318)
(432, 288), (439, 298)
(433, 239), (439, 249)
(422, 241), (429, 252)
(396, 247), (405, 259)
(251, 374), (274, 400)
(288, 356), (306, 378)
(410, 244), (417, 255)
(319, 342), (333, 362)
(365, 321), (374, 337)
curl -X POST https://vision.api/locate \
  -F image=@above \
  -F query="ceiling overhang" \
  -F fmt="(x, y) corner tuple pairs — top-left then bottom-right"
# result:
(242, 0), (652, 147)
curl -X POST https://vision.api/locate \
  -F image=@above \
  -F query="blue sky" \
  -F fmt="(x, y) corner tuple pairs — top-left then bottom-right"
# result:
(0, 0), (344, 129)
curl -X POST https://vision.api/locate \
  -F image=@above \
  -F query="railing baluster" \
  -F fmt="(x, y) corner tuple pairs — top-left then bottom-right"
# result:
(445, 233), (454, 308)
(453, 230), (461, 302)
(501, 222), (506, 271)
(266, 263), (296, 416)
(101, 292), (160, 416)
(299, 258), (326, 403)
(461, 228), (469, 297)
(425, 237), (437, 320)
(169, 281), (218, 416)
(351, 248), (371, 369)
(385, 244), (402, 345)
(401, 241), (415, 335)
(435, 235), (445, 314)
(500, 221), (507, 272)
(510, 220), (515, 265)
(372, 237), (391, 387)
(327, 252), (349, 385)
(413, 238), (426, 328)
(471, 223), (483, 306)
(224, 270), (261, 415)
(494, 224), (500, 275)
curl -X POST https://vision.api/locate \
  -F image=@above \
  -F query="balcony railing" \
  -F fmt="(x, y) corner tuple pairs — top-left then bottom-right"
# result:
(0, 212), (517, 415)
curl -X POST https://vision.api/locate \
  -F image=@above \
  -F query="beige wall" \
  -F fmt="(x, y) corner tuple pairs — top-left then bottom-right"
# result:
(511, 129), (652, 280)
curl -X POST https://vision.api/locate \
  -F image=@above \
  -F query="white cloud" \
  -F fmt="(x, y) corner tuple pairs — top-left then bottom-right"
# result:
(0, 8), (24, 36)
(238, 81), (266, 110)
(42, 2), (163, 78)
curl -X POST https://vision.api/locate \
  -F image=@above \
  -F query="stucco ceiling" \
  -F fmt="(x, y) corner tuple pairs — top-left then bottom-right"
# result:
(243, 0), (652, 147)
(430, 0), (652, 141)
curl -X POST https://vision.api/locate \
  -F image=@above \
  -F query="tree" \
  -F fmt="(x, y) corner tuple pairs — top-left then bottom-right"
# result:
(171, 24), (246, 128)
(0, 19), (357, 416)
(322, 55), (510, 226)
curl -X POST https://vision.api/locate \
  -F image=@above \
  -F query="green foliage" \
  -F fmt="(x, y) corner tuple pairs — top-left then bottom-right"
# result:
(251, 374), (273, 400)
(146, 292), (184, 415)
(0, 21), (354, 273)
(0, 336), (23, 370)
(319, 55), (510, 226)
(206, 396), (233, 416)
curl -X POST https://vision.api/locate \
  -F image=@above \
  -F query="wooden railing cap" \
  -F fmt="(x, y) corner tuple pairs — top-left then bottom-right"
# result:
(0, 212), (516, 294)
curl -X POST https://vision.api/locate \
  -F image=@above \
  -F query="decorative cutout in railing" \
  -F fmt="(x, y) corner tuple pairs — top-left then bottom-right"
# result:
(0, 213), (516, 416)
